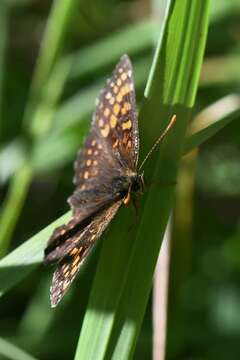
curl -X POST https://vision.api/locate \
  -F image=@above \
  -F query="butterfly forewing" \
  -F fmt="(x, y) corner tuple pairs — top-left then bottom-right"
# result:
(72, 55), (138, 193)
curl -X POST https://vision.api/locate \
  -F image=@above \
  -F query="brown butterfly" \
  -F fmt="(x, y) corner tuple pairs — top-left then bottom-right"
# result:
(44, 55), (176, 307)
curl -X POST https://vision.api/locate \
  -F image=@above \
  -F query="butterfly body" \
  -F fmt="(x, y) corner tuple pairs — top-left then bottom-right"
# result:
(44, 55), (142, 307)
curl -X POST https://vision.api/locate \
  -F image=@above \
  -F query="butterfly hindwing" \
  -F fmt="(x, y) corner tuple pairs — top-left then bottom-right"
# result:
(49, 200), (122, 307)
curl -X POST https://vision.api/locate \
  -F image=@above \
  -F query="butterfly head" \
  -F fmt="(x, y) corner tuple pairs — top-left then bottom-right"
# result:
(121, 171), (144, 205)
(130, 172), (144, 194)
(122, 168), (144, 195)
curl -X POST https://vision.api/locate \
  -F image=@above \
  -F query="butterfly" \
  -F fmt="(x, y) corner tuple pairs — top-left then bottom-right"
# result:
(44, 55), (176, 307)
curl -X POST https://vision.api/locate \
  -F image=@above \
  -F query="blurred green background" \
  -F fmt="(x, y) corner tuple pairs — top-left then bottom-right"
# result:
(0, 0), (240, 359)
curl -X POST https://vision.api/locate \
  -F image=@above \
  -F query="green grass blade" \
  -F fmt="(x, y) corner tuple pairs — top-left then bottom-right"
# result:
(0, 212), (71, 297)
(0, 1), (8, 141)
(75, 1), (210, 359)
(24, 0), (78, 134)
(0, 140), (25, 184)
(201, 55), (240, 86)
(58, 20), (155, 82)
(19, 276), (55, 346)
(0, 337), (37, 360)
(0, 165), (32, 257)
(184, 94), (240, 154)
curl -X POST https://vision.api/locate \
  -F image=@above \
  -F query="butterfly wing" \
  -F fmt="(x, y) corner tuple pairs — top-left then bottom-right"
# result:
(50, 200), (121, 307)
(45, 55), (139, 306)
(72, 54), (139, 197)
(45, 56), (138, 260)
(44, 193), (119, 265)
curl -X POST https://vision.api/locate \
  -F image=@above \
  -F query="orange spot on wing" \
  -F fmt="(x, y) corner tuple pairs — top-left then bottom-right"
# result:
(101, 124), (110, 137)
(124, 102), (131, 111)
(104, 108), (110, 117)
(70, 265), (78, 276)
(113, 86), (118, 94)
(109, 97), (115, 105)
(113, 103), (120, 115)
(121, 102), (131, 115)
(122, 119), (132, 130)
(123, 84), (130, 94)
(121, 72), (127, 81)
(121, 107), (127, 115)
(117, 93), (123, 102)
(110, 115), (117, 128)
(84, 171), (89, 179)
(63, 264), (69, 273)
(73, 256), (80, 266)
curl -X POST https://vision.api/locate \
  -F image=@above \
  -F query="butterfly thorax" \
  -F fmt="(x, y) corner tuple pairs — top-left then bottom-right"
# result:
(110, 171), (144, 208)
(129, 173), (144, 194)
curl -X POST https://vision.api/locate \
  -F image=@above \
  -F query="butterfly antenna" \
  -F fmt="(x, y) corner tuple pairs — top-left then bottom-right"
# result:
(139, 114), (177, 171)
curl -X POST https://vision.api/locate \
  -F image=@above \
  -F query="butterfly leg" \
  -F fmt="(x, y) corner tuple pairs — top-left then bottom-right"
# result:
(132, 194), (140, 217)
(123, 190), (131, 205)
